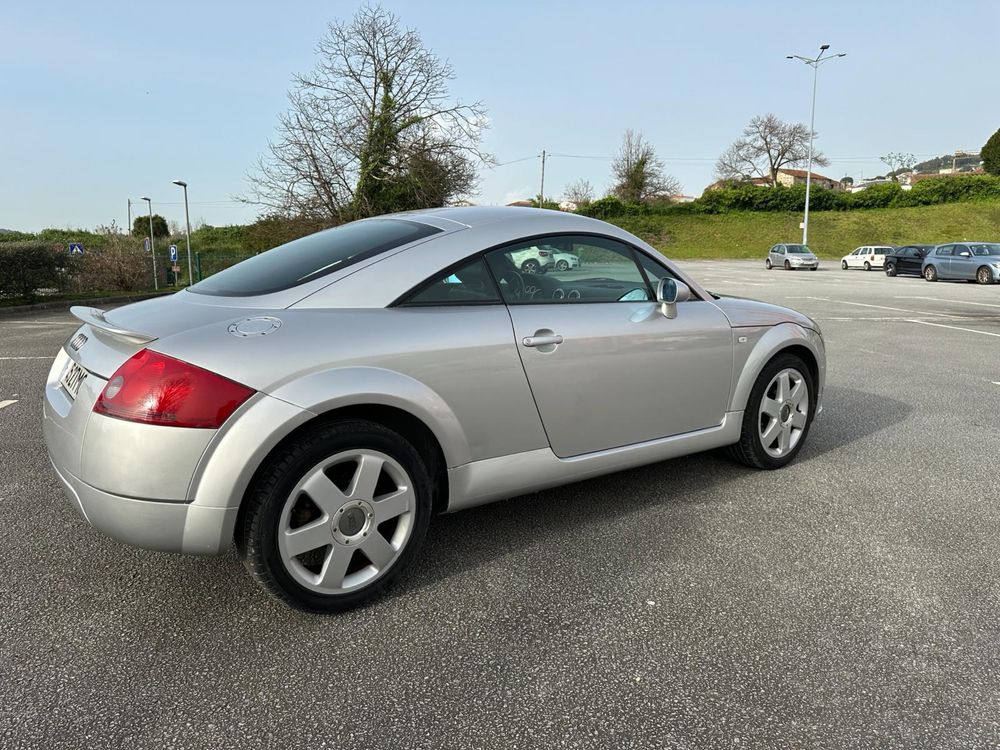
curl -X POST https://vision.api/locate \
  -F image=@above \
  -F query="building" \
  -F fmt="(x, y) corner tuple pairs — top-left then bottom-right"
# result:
(774, 169), (844, 191)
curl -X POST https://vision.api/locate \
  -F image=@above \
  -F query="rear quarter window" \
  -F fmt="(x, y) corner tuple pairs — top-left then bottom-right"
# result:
(188, 219), (441, 297)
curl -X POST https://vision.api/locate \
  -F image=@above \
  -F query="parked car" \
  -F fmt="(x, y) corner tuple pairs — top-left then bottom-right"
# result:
(884, 245), (935, 277)
(509, 245), (553, 274)
(922, 242), (1000, 284)
(44, 207), (825, 613)
(841, 246), (894, 271)
(765, 243), (819, 270)
(550, 249), (580, 271)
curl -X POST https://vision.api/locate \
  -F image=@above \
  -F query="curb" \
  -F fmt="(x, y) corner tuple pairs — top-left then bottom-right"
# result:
(0, 291), (173, 318)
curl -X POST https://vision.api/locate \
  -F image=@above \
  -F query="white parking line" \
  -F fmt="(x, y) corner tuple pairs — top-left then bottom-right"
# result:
(806, 297), (957, 317)
(894, 296), (1000, 309)
(0, 356), (55, 360)
(0, 400), (17, 410)
(906, 320), (1000, 339)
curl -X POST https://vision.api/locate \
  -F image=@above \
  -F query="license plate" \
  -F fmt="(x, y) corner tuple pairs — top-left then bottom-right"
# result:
(60, 360), (88, 400)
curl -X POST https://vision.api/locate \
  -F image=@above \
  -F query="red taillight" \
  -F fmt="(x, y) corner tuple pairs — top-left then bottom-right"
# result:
(94, 350), (254, 429)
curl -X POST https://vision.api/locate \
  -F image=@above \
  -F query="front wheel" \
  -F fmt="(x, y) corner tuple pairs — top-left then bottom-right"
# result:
(977, 266), (994, 285)
(765, 258), (772, 270)
(726, 354), (814, 470)
(864, 261), (872, 271)
(521, 259), (540, 274)
(784, 260), (791, 270)
(924, 265), (938, 282)
(885, 263), (897, 277)
(841, 261), (848, 270)
(240, 420), (432, 613)
(555, 260), (569, 271)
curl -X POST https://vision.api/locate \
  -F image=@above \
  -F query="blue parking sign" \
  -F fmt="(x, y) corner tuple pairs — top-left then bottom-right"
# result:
(68, 242), (84, 255)
(169, 245), (178, 262)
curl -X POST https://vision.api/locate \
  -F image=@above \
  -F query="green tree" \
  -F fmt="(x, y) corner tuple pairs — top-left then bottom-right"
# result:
(132, 214), (169, 238)
(983, 128), (1000, 175)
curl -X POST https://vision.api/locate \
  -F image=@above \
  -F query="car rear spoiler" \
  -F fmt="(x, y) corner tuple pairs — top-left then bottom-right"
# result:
(69, 306), (157, 345)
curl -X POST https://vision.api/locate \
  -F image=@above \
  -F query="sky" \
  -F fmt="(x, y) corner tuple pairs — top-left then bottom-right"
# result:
(2, 0), (998, 232)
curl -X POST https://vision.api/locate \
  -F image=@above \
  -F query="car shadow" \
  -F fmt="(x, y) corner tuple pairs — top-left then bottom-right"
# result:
(398, 384), (911, 594)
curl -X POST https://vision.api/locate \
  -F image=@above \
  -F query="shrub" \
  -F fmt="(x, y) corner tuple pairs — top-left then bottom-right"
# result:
(983, 128), (1000, 176)
(0, 242), (71, 302)
(72, 235), (152, 293)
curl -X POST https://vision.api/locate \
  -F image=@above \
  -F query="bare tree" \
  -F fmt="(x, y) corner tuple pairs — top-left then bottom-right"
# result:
(611, 130), (680, 202)
(563, 178), (595, 206)
(880, 152), (916, 181)
(715, 114), (829, 187)
(243, 4), (489, 221)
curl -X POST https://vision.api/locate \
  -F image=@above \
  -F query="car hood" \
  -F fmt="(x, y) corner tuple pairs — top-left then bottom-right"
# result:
(711, 296), (820, 332)
(786, 254), (817, 260)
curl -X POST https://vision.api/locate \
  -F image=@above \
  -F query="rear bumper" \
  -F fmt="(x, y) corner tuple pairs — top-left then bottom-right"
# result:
(49, 457), (237, 555)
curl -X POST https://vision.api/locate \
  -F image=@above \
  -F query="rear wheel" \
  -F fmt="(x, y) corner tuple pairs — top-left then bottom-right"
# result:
(521, 259), (540, 274)
(864, 261), (872, 271)
(556, 260), (569, 271)
(924, 265), (938, 282)
(240, 420), (432, 613)
(977, 266), (994, 285)
(727, 354), (814, 470)
(765, 258), (772, 269)
(885, 263), (897, 277)
(841, 260), (848, 270)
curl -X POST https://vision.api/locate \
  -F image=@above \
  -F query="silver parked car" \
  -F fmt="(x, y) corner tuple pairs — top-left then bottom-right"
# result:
(765, 243), (819, 270)
(44, 208), (825, 612)
(921, 242), (1000, 284)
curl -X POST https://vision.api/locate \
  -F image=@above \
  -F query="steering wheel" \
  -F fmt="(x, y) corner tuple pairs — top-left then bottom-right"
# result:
(496, 268), (525, 300)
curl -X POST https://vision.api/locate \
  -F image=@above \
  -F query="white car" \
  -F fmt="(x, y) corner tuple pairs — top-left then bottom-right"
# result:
(550, 250), (580, 271)
(841, 246), (893, 271)
(509, 245), (554, 274)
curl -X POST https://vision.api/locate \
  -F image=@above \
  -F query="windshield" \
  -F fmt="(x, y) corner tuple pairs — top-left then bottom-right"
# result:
(188, 219), (441, 297)
(969, 243), (1000, 256)
(786, 245), (812, 254)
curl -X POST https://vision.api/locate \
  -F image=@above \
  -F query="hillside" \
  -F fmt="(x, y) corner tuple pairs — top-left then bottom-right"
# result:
(611, 200), (1000, 259)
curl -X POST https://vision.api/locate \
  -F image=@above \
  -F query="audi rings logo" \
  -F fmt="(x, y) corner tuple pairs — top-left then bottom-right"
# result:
(69, 333), (88, 351)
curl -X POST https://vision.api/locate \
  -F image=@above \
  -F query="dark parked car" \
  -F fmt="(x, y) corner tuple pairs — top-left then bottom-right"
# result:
(884, 245), (935, 277)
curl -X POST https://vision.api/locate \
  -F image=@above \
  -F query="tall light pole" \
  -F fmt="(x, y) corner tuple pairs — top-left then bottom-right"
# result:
(786, 44), (846, 245)
(141, 196), (158, 291)
(172, 180), (194, 285)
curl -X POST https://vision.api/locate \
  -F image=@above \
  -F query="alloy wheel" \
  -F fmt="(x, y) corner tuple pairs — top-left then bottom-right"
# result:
(758, 368), (809, 459)
(978, 267), (992, 285)
(277, 450), (415, 595)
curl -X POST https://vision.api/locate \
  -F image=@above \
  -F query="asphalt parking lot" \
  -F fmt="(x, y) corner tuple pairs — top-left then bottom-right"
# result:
(2, 261), (999, 749)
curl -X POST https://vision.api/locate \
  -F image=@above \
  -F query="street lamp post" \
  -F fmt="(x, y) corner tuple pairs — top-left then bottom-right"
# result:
(141, 196), (158, 291)
(786, 44), (846, 245)
(172, 180), (194, 285)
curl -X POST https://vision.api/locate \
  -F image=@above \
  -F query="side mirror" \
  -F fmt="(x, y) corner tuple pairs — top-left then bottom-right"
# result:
(958, 250), (971, 258)
(656, 277), (691, 319)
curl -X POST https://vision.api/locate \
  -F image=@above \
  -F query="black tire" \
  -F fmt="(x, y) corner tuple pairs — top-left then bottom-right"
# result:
(809, 266), (818, 271)
(885, 263), (897, 277)
(240, 419), (432, 613)
(864, 261), (871, 271)
(784, 260), (791, 270)
(765, 258), (772, 269)
(726, 353), (815, 470)
(977, 266), (994, 285)
(841, 260), (848, 270)
(556, 260), (569, 271)
(521, 259), (540, 274)
(924, 265), (938, 282)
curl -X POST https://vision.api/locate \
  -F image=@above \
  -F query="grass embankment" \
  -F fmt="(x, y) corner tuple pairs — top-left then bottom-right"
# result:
(611, 200), (1000, 259)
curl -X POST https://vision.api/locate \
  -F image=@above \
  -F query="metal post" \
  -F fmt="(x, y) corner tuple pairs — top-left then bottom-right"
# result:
(127, 198), (132, 234)
(173, 180), (194, 286)
(803, 62), (818, 245)
(539, 150), (546, 208)
(142, 197), (158, 291)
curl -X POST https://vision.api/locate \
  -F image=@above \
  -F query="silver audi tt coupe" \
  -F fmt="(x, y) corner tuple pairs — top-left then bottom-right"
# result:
(44, 207), (825, 612)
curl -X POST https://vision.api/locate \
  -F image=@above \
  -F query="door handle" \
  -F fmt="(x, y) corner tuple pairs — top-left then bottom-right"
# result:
(522, 334), (564, 347)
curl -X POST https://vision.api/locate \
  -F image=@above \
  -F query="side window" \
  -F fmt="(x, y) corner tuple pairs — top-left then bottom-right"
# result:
(484, 235), (651, 305)
(851, 248), (862, 256)
(776, 245), (785, 255)
(937, 246), (953, 257)
(400, 257), (500, 305)
(634, 250), (691, 301)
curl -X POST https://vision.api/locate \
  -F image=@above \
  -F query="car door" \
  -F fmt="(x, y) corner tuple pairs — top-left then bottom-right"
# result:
(485, 235), (734, 458)
(951, 245), (976, 279)
(772, 245), (785, 265)
(848, 248), (863, 268)
(933, 245), (954, 278)
(899, 247), (917, 274)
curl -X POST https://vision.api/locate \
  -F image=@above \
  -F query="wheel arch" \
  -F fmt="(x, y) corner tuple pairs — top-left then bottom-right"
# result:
(729, 324), (825, 414)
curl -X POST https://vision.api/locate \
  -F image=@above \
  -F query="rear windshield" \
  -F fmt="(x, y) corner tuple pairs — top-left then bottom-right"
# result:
(188, 219), (441, 297)
(786, 245), (812, 254)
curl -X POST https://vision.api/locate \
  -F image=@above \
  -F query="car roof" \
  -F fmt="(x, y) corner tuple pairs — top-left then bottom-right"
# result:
(390, 205), (596, 230)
